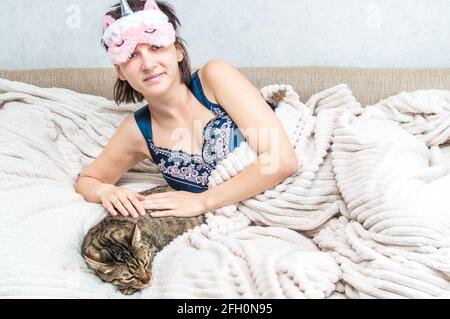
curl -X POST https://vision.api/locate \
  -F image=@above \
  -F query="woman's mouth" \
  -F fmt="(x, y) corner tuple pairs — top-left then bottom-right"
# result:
(144, 73), (164, 83)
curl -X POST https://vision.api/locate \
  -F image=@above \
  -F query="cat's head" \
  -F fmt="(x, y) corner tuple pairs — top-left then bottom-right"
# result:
(82, 220), (155, 295)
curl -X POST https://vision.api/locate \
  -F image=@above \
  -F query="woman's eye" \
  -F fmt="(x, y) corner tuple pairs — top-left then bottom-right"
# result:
(152, 45), (161, 50)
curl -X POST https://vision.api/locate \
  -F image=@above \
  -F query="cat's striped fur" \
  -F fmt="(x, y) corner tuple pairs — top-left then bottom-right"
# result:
(81, 185), (205, 295)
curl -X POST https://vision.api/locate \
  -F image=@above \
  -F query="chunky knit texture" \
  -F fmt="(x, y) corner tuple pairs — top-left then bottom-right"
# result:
(0, 78), (449, 298)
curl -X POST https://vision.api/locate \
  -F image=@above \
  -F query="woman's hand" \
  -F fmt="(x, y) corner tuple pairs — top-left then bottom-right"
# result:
(141, 191), (208, 217)
(97, 184), (146, 219)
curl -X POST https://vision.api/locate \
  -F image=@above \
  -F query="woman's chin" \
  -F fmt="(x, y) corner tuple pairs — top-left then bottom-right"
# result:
(140, 80), (169, 95)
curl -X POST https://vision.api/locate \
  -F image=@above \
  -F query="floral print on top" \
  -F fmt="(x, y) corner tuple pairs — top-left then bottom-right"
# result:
(134, 70), (276, 193)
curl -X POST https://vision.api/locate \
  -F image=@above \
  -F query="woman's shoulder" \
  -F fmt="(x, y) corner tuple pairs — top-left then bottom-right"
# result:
(200, 59), (239, 83)
(197, 59), (241, 105)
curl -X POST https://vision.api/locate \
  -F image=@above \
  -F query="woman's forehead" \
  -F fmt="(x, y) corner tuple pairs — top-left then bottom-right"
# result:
(134, 43), (174, 51)
(134, 43), (149, 50)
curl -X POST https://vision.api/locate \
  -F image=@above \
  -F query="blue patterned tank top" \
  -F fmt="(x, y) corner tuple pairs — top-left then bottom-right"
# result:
(134, 70), (276, 193)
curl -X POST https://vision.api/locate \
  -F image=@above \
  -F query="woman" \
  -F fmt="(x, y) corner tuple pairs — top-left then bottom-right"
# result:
(75, 0), (298, 219)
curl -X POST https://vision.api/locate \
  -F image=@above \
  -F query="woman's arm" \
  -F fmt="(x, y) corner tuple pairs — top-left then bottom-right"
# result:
(200, 59), (298, 211)
(144, 60), (298, 217)
(203, 152), (296, 212)
(75, 114), (149, 218)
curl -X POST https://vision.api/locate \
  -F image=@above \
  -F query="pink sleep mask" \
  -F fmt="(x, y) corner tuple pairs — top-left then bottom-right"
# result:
(102, 0), (176, 64)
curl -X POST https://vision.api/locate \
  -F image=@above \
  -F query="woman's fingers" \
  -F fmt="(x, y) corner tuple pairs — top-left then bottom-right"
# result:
(102, 187), (182, 219)
(111, 198), (131, 218)
(99, 186), (149, 219)
(126, 192), (146, 216)
(150, 210), (178, 218)
(118, 194), (141, 219)
(142, 199), (175, 210)
(124, 201), (140, 219)
(104, 202), (119, 217)
(135, 193), (146, 201)
(144, 192), (174, 199)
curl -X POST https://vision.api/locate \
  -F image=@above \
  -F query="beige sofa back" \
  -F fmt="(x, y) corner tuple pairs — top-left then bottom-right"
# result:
(1, 67), (449, 106)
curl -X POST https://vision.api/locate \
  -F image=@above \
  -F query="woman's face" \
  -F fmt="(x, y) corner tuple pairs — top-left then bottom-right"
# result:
(115, 43), (183, 97)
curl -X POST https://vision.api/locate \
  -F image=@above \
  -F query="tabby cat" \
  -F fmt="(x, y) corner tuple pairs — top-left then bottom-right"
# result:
(81, 185), (205, 295)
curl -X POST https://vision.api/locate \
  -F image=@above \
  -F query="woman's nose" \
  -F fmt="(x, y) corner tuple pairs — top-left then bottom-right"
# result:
(141, 50), (157, 70)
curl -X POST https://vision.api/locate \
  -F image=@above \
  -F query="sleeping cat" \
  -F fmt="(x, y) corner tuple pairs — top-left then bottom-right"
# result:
(81, 185), (205, 295)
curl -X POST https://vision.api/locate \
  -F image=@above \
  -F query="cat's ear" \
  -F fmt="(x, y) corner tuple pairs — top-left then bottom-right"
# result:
(84, 256), (113, 274)
(131, 224), (142, 248)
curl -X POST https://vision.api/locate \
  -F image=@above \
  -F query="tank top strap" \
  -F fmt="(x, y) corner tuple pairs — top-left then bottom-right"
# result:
(133, 105), (153, 142)
(190, 70), (224, 115)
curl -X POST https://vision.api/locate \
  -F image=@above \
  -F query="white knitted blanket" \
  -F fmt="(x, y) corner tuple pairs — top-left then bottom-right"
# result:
(0, 78), (449, 299)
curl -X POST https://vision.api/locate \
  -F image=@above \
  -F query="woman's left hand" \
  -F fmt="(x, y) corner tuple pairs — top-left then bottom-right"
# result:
(140, 191), (209, 217)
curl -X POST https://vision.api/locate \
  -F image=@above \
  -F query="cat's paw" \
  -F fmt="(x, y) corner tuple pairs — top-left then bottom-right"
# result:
(119, 287), (139, 295)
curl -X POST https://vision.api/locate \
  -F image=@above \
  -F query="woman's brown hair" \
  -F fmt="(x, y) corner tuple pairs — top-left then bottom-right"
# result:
(102, 0), (193, 104)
